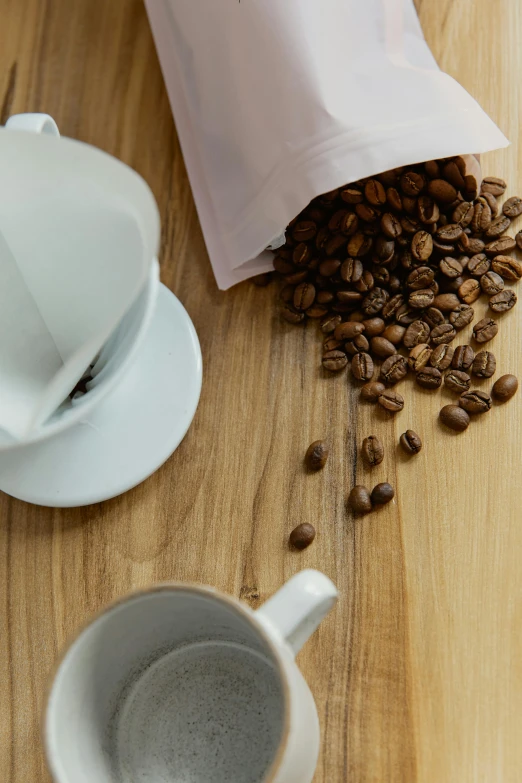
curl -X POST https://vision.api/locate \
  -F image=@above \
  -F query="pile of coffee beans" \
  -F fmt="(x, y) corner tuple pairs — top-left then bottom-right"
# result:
(270, 158), (520, 517)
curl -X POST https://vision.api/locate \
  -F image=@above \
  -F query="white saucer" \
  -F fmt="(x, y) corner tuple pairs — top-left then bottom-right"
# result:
(0, 285), (202, 507)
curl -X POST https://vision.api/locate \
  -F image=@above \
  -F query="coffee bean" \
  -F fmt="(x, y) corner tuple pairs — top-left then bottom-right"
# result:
(428, 179), (457, 203)
(361, 381), (386, 403)
(334, 321), (365, 341)
(381, 293), (405, 320)
(411, 230), (433, 261)
(418, 195), (440, 224)
(348, 485), (373, 513)
(400, 430), (422, 455)
(365, 179), (387, 206)
(380, 354), (408, 385)
(293, 221), (317, 242)
(443, 158), (466, 188)
(407, 288), (433, 310)
(381, 212), (403, 239)
(439, 257), (463, 278)
(459, 390), (492, 414)
(401, 171), (426, 196)
(285, 269), (309, 285)
(306, 304), (328, 318)
(340, 212), (360, 236)
(424, 307), (445, 329)
(480, 271), (504, 296)
(492, 374), (518, 402)
(416, 366), (442, 389)
(305, 440), (329, 470)
(321, 314), (342, 334)
(341, 186), (364, 204)
(375, 236), (396, 262)
(430, 323), (456, 346)
(458, 278), (481, 304)
(502, 196), (522, 218)
(467, 253), (490, 276)
(472, 351), (496, 378)
(445, 370), (471, 393)
(315, 227), (330, 253)
(481, 191), (499, 216)
(485, 215), (511, 238)
(319, 259), (341, 277)
(485, 236), (516, 257)
(439, 404), (470, 432)
(282, 306), (305, 324)
(473, 317), (498, 343)
(452, 201), (474, 227)
(352, 353), (374, 381)
(516, 231), (522, 251)
(424, 160), (440, 178)
(481, 176), (507, 196)
(370, 336), (397, 358)
(386, 187), (403, 211)
(361, 435), (384, 466)
(402, 320), (429, 349)
(346, 334), (370, 355)
(323, 336), (343, 353)
(408, 343), (432, 371)
(322, 350), (348, 371)
(449, 304), (474, 329)
(293, 242), (312, 267)
(430, 344), (455, 370)
(326, 233), (349, 257)
(435, 223), (463, 242)
(363, 317), (386, 337)
(294, 282), (316, 311)
(471, 200), (492, 233)
(452, 345), (474, 371)
(370, 482), (395, 505)
(274, 255), (295, 275)
(382, 324), (406, 345)
(467, 237), (486, 254)
(433, 293), (460, 312)
(491, 256), (522, 281)
(405, 265), (435, 290)
(490, 289), (517, 312)
(356, 203), (381, 223)
(378, 390), (404, 412)
(289, 523), (316, 550)
(402, 216), (421, 235)
(362, 287), (389, 315)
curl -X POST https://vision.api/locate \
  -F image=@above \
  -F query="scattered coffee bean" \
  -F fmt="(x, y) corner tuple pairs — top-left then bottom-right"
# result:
(408, 343), (432, 371)
(363, 317), (386, 336)
(458, 278), (481, 304)
(491, 256), (522, 281)
(378, 390), (404, 412)
(361, 435), (384, 467)
(334, 321), (364, 341)
(371, 482), (395, 505)
(323, 336), (342, 353)
(449, 304), (474, 329)
(282, 306), (305, 324)
(369, 336), (396, 358)
(411, 230), (433, 261)
(430, 323), (456, 346)
(294, 282), (316, 311)
(472, 351), (496, 378)
(502, 196), (522, 218)
(345, 334), (370, 355)
(305, 440), (329, 470)
(380, 354), (408, 384)
(433, 293), (461, 312)
(382, 324), (406, 345)
(348, 485), (372, 514)
(409, 288), (435, 309)
(439, 256), (463, 278)
(445, 370), (471, 393)
(467, 253), (490, 276)
(480, 271), (504, 296)
(473, 317), (498, 343)
(481, 176), (507, 196)
(485, 215), (511, 238)
(459, 390), (492, 414)
(361, 381), (386, 403)
(485, 236), (516, 257)
(492, 374), (518, 402)
(289, 523), (316, 550)
(352, 353), (374, 381)
(404, 320), (430, 348)
(516, 231), (522, 251)
(399, 430), (422, 455)
(439, 404), (470, 432)
(365, 178), (387, 206)
(490, 289), (517, 312)
(430, 343), (454, 370)
(452, 345), (474, 371)
(416, 366), (442, 389)
(428, 178), (457, 203)
(322, 350), (348, 371)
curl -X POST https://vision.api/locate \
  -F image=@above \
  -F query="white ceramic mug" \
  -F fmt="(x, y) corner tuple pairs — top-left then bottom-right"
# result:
(45, 570), (337, 783)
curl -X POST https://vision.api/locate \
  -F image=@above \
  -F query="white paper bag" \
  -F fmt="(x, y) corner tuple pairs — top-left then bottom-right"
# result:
(145, 0), (508, 289)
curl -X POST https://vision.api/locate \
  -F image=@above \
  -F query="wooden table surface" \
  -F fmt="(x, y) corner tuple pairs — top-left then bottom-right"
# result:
(1, 1), (521, 781)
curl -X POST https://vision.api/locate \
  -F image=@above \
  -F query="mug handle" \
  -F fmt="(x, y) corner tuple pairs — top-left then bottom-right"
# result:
(5, 112), (60, 137)
(256, 569), (337, 656)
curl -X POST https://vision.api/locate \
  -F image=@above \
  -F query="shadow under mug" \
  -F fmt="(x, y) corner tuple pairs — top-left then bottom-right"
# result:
(45, 570), (337, 783)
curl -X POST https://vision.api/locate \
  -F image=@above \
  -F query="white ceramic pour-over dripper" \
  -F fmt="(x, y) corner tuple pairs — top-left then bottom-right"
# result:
(0, 117), (159, 440)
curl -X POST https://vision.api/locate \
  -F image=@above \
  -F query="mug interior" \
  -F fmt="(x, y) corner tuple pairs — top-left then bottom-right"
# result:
(46, 587), (288, 783)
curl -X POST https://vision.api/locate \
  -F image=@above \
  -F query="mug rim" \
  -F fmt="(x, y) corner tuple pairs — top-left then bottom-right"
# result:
(43, 582), (291, 783)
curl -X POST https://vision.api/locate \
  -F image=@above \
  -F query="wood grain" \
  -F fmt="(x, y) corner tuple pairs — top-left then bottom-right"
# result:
(0, 1), (521, 781)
